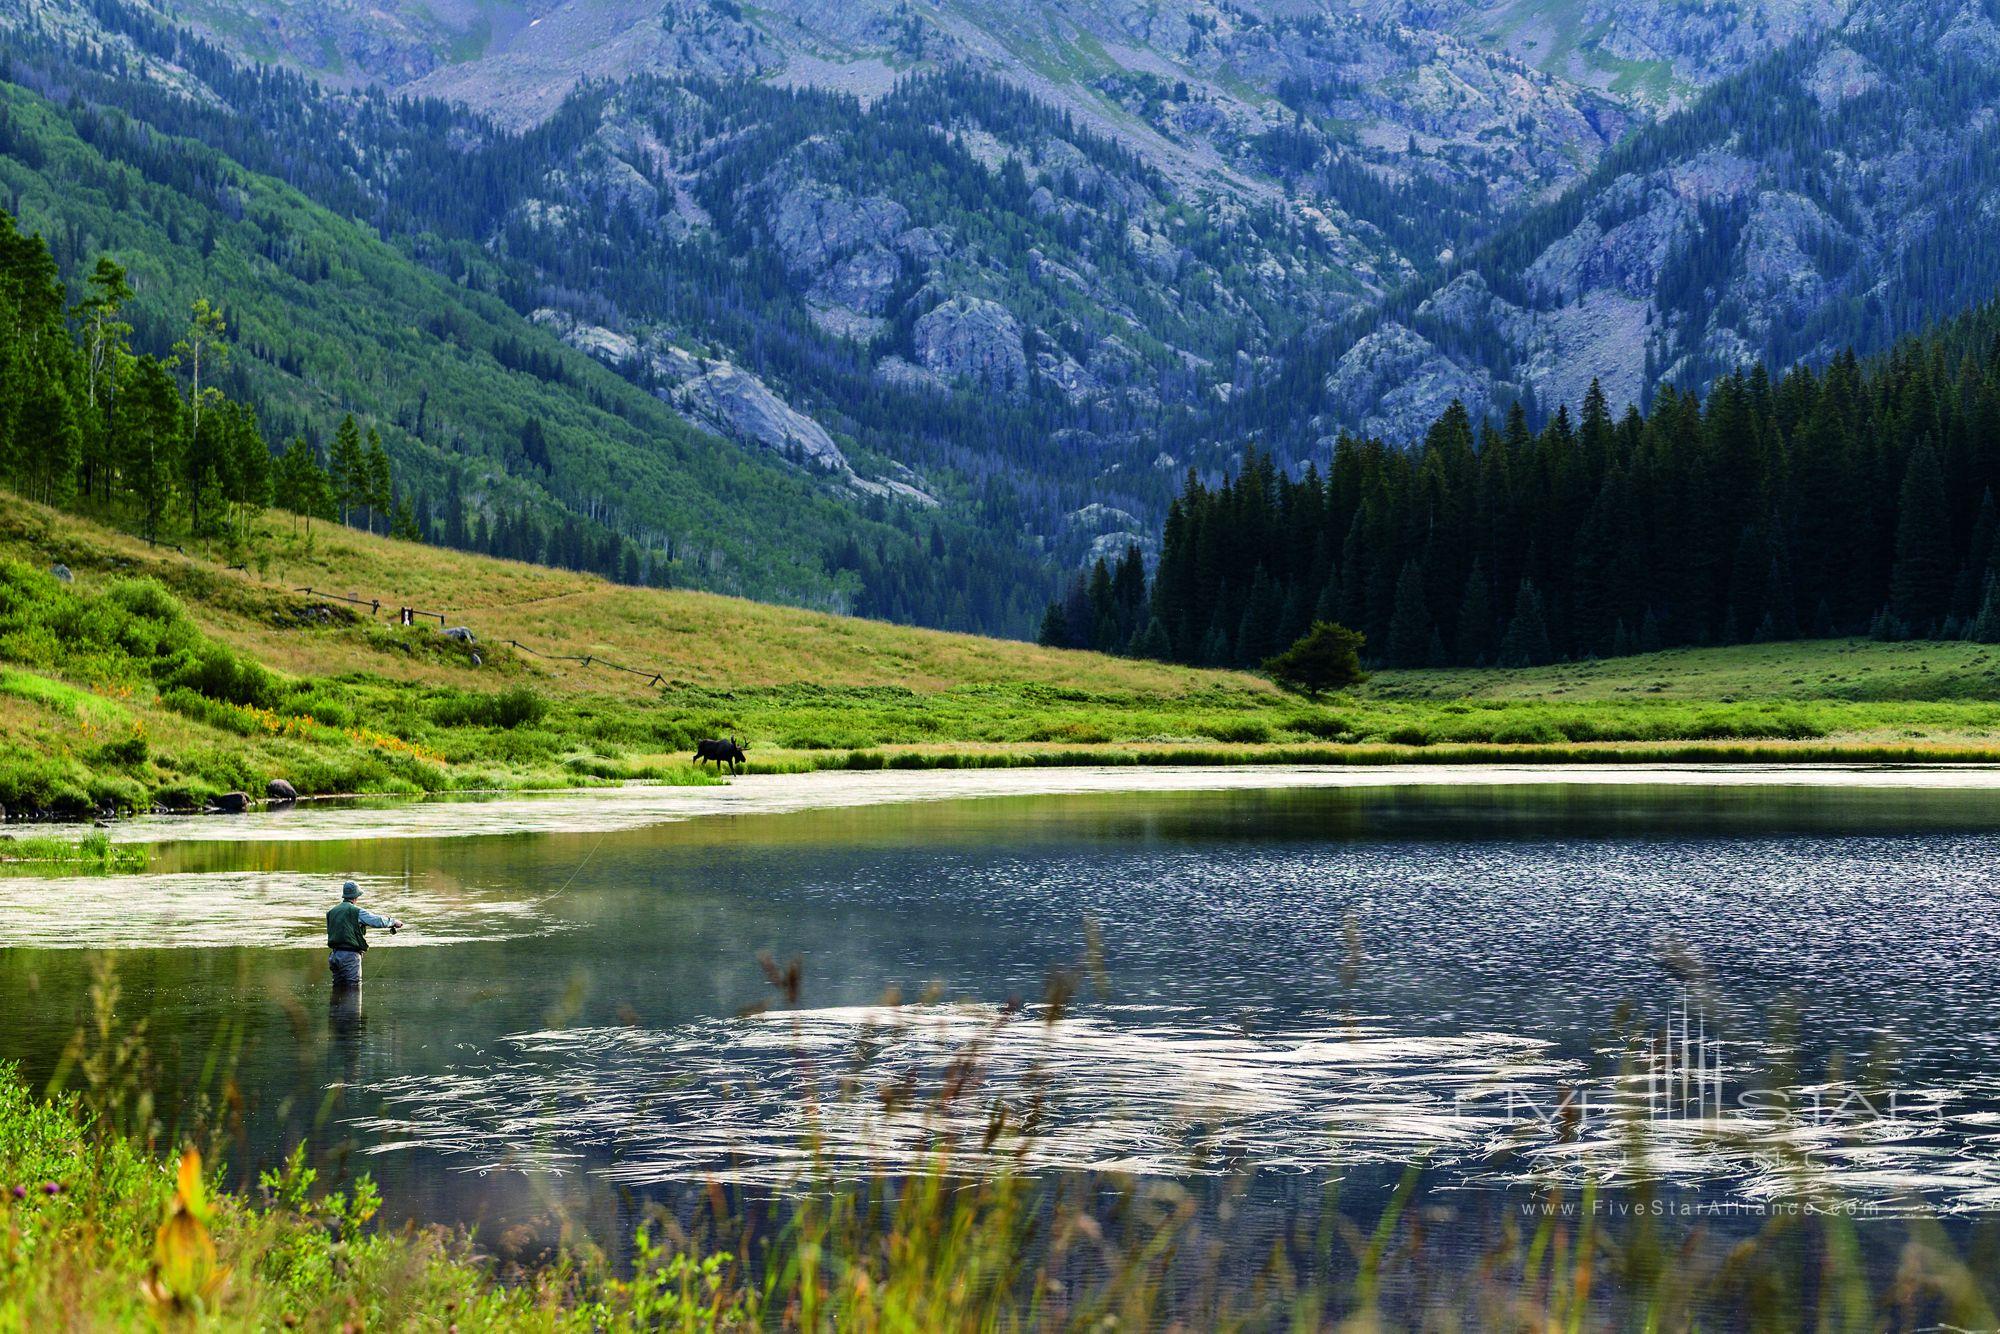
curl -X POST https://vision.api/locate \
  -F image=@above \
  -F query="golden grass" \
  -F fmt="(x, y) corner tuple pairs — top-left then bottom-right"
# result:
(10, 500), (1260, 699)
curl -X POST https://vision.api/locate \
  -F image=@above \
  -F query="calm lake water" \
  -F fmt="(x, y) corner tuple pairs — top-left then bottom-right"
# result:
(6, 776), (2000, 1247)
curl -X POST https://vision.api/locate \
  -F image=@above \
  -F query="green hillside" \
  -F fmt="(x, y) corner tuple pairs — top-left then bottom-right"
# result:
(7, 496), (2000, 818)
(0, 77), (919, 609)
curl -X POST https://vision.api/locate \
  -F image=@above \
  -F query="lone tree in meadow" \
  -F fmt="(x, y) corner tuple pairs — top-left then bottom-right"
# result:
(1263, 621), (1367, 698)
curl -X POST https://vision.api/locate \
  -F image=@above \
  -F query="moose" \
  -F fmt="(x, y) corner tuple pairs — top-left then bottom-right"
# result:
(693, 737), (749, 774)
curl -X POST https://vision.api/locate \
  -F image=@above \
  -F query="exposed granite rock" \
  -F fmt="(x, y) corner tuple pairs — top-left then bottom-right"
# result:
(1525, 180), (1691, 303)
(1323, 323), (1493, 443)
(913, 296), (1028, 394)
(533, 308), (929, 502)
(873, 355), (949, 395)
(1083, 529), (1157, 568)
(1808, 45), (1881, 108)
(1036, 349), (1095, 401)
(812, 244), (904, 317)
(531, 309), (639, 367)
(1733, 190), (1842, 330)
(766, 175), (910, 314)
(669, 361), (849, 474)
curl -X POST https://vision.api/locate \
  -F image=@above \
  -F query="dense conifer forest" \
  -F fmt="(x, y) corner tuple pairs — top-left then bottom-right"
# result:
(1048, 308), (2000, 670)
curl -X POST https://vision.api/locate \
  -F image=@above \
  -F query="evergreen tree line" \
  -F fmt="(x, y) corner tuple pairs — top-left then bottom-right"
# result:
(0, 210), (450, 560)
(1061, 309), (2000, 670)
(0, 209), (280, 544)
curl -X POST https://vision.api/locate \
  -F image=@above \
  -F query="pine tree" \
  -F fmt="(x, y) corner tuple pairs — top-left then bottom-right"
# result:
(329, 414), (367, 525)
(1128, 616), (1171, 659)
(1235, 567), (1283, 666)
(520, 417), (551, 474)
(114, 356), (182, 541)
(274, 436), (331, 536)
(1973, 575), (2000, 644)
(1455, 558), (1495, 664)
(1498, 579), (1554, 668)
(71, 257), (133, 500)
(13, 350), (81, 506)
(219, 400), (271, 540)
(1037, 602), (1068, 648)
(1263, 621), (1367, 697)
(1385, 560), (1432, 668)
(169, 298), (229, 448)
(365, 427), (393, 534)
(1890, 440), (1951, 634)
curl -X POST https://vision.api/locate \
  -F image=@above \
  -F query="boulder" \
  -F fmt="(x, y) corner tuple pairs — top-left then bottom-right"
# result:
(913, 296), (1028, 394)
(211, 791), (250, 814)
(48, 563), (72, 584)
(444, 626), (477, 643)
(266, 778), (299, 801)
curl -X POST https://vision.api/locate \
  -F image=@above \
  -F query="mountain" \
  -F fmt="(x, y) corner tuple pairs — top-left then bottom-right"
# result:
(1212, 0), (2000, 457)
(14, 0), (2000, 646)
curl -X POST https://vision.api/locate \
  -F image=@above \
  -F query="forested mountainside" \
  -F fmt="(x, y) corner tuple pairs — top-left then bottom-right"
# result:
(0, 2), (1071, 631)
(1059, 300), (2000, 673)
(15, 0), (2000, 646)
(1214, 0), (2000, 458)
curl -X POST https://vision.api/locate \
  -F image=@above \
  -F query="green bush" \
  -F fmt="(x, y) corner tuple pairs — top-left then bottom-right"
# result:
(90, 732), (150, 766)
(1204, 720), (1273, 744)
(1284, 713), (1352, 740)
(427, 686), (548, 730)
(164, 643), (278, 707)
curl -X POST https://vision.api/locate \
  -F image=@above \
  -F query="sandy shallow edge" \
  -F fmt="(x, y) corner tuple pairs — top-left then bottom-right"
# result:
(81, 761), (2000, 846)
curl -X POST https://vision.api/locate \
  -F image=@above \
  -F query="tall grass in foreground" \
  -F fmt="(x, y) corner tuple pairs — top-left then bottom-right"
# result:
(6, 959), (2000, 1329)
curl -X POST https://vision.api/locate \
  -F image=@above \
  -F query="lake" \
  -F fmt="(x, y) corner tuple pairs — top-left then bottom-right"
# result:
(5, 770), (2000, 1251)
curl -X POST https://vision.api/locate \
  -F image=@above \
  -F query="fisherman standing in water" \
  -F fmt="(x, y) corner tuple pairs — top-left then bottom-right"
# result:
(326, 880), (403, 988)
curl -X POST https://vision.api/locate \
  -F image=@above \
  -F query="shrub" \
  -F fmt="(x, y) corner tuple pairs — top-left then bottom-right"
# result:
(1204, 720), (1273, 744)
(1489, 720), (1564, 745)
(1284, 714), (1352, 740)
(429, 686), (548, 730)
(90, 731), (150, 766)
(163, 643), (277, 707)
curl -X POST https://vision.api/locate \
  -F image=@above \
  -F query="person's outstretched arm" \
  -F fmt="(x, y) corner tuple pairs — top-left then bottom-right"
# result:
(357, 907), (404, 933)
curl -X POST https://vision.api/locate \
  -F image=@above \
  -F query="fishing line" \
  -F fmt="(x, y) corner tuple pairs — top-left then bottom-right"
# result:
(530, 826), (613, 911)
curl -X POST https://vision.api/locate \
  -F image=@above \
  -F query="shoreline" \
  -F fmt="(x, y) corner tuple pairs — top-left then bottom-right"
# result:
(72, 760), (2000, 845)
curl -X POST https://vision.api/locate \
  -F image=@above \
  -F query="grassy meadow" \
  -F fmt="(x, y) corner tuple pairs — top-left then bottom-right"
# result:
(6, 493), (2000, 815)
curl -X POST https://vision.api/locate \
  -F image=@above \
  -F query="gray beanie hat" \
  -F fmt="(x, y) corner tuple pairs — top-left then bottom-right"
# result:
(342, 880), (361, 900)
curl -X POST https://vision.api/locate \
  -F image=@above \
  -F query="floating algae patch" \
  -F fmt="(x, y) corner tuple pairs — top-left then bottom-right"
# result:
(348, 1003), (2000, 1213)
(352, 1003), (1568, 1182)
(0, 869), (552, 948)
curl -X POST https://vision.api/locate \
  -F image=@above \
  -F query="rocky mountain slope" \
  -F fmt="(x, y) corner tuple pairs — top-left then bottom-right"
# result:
(1211, 0), (2000, 456)
(14, 0), (2000, 643)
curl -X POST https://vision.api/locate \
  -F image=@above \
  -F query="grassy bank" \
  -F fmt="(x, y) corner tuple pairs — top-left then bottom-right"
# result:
(7, 494), (2000, 816)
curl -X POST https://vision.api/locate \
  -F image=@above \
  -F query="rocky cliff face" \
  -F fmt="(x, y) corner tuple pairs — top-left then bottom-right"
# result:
(528, 309), (936, 504)
(1247, 0), (2000, 449)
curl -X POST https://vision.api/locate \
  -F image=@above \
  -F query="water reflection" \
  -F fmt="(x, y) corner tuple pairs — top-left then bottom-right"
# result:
(0, 869), (551, 949)
(85, 762), (2000, 846)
